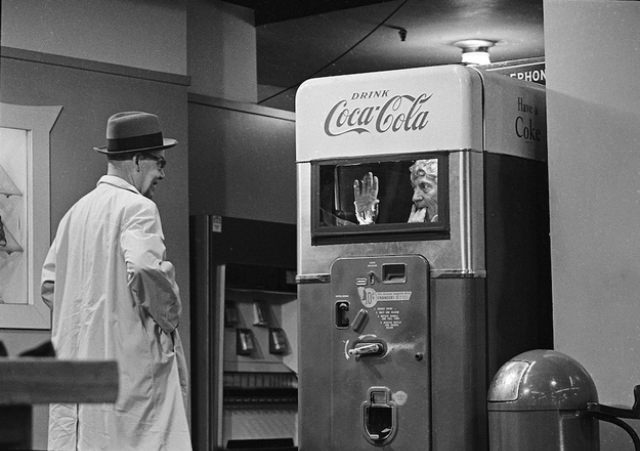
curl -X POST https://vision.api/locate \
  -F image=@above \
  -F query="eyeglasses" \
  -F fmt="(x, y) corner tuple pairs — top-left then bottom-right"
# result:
(142, 154), (166, 170)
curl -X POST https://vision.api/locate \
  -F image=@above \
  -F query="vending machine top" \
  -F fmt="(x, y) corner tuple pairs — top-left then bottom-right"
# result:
(295, 64), (546, 163)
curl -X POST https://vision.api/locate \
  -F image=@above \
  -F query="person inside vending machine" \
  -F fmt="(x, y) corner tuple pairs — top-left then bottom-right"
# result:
(406, 158), (439, 223)
(353, 158), (438, 224)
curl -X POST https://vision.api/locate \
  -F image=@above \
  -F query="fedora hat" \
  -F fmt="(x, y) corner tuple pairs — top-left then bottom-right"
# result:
(93, 111), (177, 154)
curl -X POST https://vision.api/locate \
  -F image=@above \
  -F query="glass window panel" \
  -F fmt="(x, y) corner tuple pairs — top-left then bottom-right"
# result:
(0, 127), (29, 304)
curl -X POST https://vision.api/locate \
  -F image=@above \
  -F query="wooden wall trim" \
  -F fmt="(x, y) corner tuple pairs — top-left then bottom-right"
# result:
(1, 46), (191, 87)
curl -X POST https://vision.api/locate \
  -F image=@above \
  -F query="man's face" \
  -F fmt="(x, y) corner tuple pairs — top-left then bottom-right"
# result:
(135, 150), (166, 199)
(411, 173), (438, 212)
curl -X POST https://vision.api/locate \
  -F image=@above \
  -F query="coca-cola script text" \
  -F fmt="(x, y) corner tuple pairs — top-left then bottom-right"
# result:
(324, 93), (433, 136)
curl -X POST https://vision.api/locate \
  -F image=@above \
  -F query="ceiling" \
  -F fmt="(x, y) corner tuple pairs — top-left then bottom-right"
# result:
(223, 0), (545, 110)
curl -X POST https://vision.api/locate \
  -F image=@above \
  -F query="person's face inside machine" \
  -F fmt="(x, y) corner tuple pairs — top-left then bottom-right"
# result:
(409, 159), (438, 222)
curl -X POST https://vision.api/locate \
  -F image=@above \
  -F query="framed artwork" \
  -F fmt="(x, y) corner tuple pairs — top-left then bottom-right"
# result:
(0, 103), (62, 329)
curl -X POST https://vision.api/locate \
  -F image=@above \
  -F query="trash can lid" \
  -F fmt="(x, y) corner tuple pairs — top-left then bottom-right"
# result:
(487, 349), (598, 411)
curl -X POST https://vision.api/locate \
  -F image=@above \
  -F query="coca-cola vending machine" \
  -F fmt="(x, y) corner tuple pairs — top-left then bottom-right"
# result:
(295, 65), (553, 450)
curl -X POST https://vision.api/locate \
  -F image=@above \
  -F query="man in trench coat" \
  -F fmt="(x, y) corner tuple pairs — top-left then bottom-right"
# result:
(41, 111), (191, 451)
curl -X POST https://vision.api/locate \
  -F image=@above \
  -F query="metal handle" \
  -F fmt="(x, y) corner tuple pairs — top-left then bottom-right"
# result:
(348, 343), (381, 357)
(587, 384), (640, 451)
(296, 273), (331, 284)
(587, 385), (640, 419)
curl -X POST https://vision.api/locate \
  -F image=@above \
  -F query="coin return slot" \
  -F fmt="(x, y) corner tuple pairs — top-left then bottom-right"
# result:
(335, 301), (350, 328)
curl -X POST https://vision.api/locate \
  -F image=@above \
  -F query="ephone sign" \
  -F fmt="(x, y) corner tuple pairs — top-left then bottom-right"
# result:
(484, 59), (546, 86)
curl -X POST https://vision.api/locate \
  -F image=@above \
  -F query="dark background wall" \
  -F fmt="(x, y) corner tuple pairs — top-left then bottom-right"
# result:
(189, 94), (296, 224)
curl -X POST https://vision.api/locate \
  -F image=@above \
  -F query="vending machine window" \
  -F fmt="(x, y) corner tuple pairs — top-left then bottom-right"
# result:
(311, 152), (449, 244)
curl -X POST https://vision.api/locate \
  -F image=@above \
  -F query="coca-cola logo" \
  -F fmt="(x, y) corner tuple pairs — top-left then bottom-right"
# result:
(323, 92), (433, 136)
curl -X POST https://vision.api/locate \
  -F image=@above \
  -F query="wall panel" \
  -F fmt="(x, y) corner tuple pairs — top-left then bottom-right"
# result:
(544, 1), (640, 449)
(189, 95), (296, 224)
(0, 48), (191, 447)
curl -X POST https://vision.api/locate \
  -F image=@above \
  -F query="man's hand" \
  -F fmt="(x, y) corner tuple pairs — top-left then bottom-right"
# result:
(407, 204), (427, 223)
(353, 172), (379, 224)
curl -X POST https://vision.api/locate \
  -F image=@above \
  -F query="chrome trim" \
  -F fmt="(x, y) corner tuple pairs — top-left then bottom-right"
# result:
(296, 273), (331, 284)
(214, 265), (225, 448)
(430, 268), (487, 279)
(459, 150), (472, 273)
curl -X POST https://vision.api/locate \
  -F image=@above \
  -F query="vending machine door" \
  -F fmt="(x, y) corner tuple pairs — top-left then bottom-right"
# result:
(329, 254), (430, 449)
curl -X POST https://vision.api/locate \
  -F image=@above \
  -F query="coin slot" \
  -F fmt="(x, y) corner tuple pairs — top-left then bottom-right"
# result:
(382, 263), (406, 283)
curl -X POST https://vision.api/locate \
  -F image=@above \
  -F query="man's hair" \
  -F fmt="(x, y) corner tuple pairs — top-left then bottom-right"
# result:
(107, 152), (139, 162)
(409, 159), (438, 182)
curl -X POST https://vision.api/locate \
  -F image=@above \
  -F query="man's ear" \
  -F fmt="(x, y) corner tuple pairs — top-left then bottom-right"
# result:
(132, 153), (142, 171)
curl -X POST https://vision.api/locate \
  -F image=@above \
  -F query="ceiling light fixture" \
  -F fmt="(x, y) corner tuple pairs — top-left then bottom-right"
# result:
(454, 39), (495, 66)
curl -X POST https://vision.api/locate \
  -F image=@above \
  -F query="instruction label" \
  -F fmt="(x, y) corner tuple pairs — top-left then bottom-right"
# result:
(375, 306), (402, 330)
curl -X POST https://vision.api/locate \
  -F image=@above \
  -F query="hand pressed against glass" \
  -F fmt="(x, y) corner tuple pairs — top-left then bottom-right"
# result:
(353, 171), (379, 225)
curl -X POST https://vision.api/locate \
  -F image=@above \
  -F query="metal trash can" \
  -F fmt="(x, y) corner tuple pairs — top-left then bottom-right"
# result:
(487, 349), (599, 451)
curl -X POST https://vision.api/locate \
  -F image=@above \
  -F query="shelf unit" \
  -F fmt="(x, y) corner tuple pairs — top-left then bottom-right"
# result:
(190, 215), (298, 451)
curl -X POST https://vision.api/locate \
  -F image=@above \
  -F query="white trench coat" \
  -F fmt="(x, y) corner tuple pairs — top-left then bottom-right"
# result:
(41, 175), (191, 451)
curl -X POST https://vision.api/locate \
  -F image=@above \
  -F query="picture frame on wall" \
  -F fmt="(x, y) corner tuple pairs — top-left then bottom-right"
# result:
(0, 103), (62, 329)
